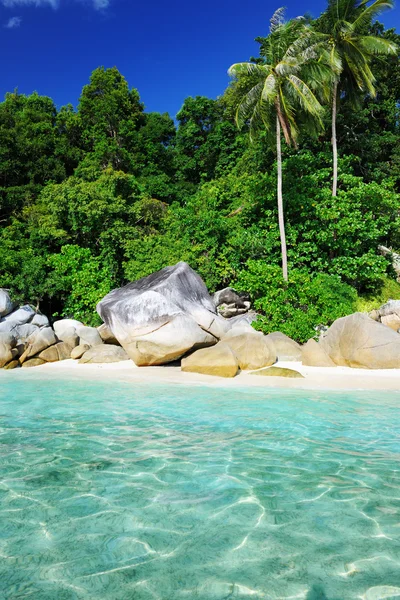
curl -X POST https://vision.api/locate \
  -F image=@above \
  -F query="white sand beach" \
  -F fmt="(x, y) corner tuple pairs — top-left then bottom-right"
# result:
(9, 359), (400, 391)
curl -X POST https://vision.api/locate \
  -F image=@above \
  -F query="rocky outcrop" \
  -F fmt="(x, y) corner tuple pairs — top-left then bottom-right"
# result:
(265, 332), (302, 361)
(79, 345), (129, 364)
(320, 312), (400, 369)
(0, 303), (56, 367)
(370, 300), (400, 332)
(181, 343), (239, 377)
(224, 332), (276, 370)
(250, 366), (304, 378)
(97, 262), (228, 366)
(301, 338), (336, 367)
(213, 287), (251, 319)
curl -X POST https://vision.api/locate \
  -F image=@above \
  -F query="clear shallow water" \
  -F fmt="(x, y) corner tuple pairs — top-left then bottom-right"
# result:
(0, 375), (400, 600)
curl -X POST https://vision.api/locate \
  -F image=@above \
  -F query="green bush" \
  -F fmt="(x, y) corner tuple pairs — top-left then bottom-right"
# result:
(233, 261), (358, 343)
(47, 245), (115, 326)
(356, 276), (400, 313)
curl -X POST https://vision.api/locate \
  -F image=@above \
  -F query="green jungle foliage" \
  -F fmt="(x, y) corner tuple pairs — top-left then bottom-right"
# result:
(0, 7), (399, 339)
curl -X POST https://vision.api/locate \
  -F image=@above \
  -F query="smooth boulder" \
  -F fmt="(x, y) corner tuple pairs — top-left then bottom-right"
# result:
(265, 332), (302, 361)
(0, 289), (14, 318)
(76, 325), (103, 347)
(71, 344), (90, 360)
(0, 305), (35, 330)
(181, 342), (239, 378)
(22, 358), (46, 368)
(320, 312), (400, 369)
(38, 342), (71, 362)
(98, 323), (120, 345)
(56, 326), (79, 349)
(97, 262), (226, 366)
(53, 319), (83, 338)
(250, 366), (304, 378)
(19, 327), (57, 363)
(0, 344), (17, 368)
(225, 333), (276, 370)
(0, 333), (17, 368)
(301, 338), (336, 367)
(79, 345), (129, 364)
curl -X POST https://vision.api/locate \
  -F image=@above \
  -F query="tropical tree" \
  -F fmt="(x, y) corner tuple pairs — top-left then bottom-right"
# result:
(315, 0), (397, 197)
(228, 8), (326, 280)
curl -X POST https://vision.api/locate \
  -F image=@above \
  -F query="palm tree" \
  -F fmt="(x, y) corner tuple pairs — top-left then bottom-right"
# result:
(228, 9), (326, 281)
(316, 0), (397, 197)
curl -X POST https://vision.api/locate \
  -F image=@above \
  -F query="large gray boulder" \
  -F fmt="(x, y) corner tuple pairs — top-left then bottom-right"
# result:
(97, 262), (227, 366)
(320, 312), (400, 369)
(0, 290), (14, 318)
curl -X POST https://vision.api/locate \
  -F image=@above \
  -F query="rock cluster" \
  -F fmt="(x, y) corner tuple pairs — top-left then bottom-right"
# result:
(318, 312), (400, 369)
(0, 289), (128, 369)
(369, 299), (400, 332)
(2, 263), (400, 375)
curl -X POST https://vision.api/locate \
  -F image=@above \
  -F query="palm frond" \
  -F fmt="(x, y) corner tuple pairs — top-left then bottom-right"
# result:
(287, 75), (324, 119)
(261, 74), (277, 102)
(353, 0), (394, 32)
(235, 82), (265, 128)
(270, 7), (286, 32)
(358, 35), (398, 55)
(228, 62), (270, 79)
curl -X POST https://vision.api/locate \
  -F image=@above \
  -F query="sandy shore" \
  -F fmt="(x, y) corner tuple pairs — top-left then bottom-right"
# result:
(5, 359), (400, 391)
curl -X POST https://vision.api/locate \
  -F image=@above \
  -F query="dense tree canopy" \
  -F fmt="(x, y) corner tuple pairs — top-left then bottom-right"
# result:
(0, 3), (399, 340)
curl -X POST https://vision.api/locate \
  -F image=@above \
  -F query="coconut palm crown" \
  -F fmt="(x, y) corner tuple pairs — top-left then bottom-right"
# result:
(315, 0), (398, 195)
(228, 8), (328, 280)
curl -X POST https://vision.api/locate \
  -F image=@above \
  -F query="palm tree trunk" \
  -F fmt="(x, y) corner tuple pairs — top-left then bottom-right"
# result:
(276, 115), (288, 281)
(332, 80), (338, 197)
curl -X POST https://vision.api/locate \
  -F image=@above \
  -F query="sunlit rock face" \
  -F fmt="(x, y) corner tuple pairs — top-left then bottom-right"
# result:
(97, 262), (229, 366)
(320, 312), (400, 369)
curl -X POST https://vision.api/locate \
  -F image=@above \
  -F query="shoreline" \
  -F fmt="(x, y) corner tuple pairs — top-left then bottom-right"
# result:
(3, 359), (400, 391)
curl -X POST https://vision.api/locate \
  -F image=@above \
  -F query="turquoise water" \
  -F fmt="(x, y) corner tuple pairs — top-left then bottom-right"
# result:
(0, 374), (400, 600)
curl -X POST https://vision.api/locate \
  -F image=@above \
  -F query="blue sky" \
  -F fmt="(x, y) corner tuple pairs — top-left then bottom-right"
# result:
(1, 0), (399, 118)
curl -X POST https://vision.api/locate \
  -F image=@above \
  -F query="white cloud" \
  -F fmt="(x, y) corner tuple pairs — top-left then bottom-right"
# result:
(2, 0), (58, 7)
(92, 0), (109, 8)
(4, 15), (22, 27)
(1, 0), (109, 9)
